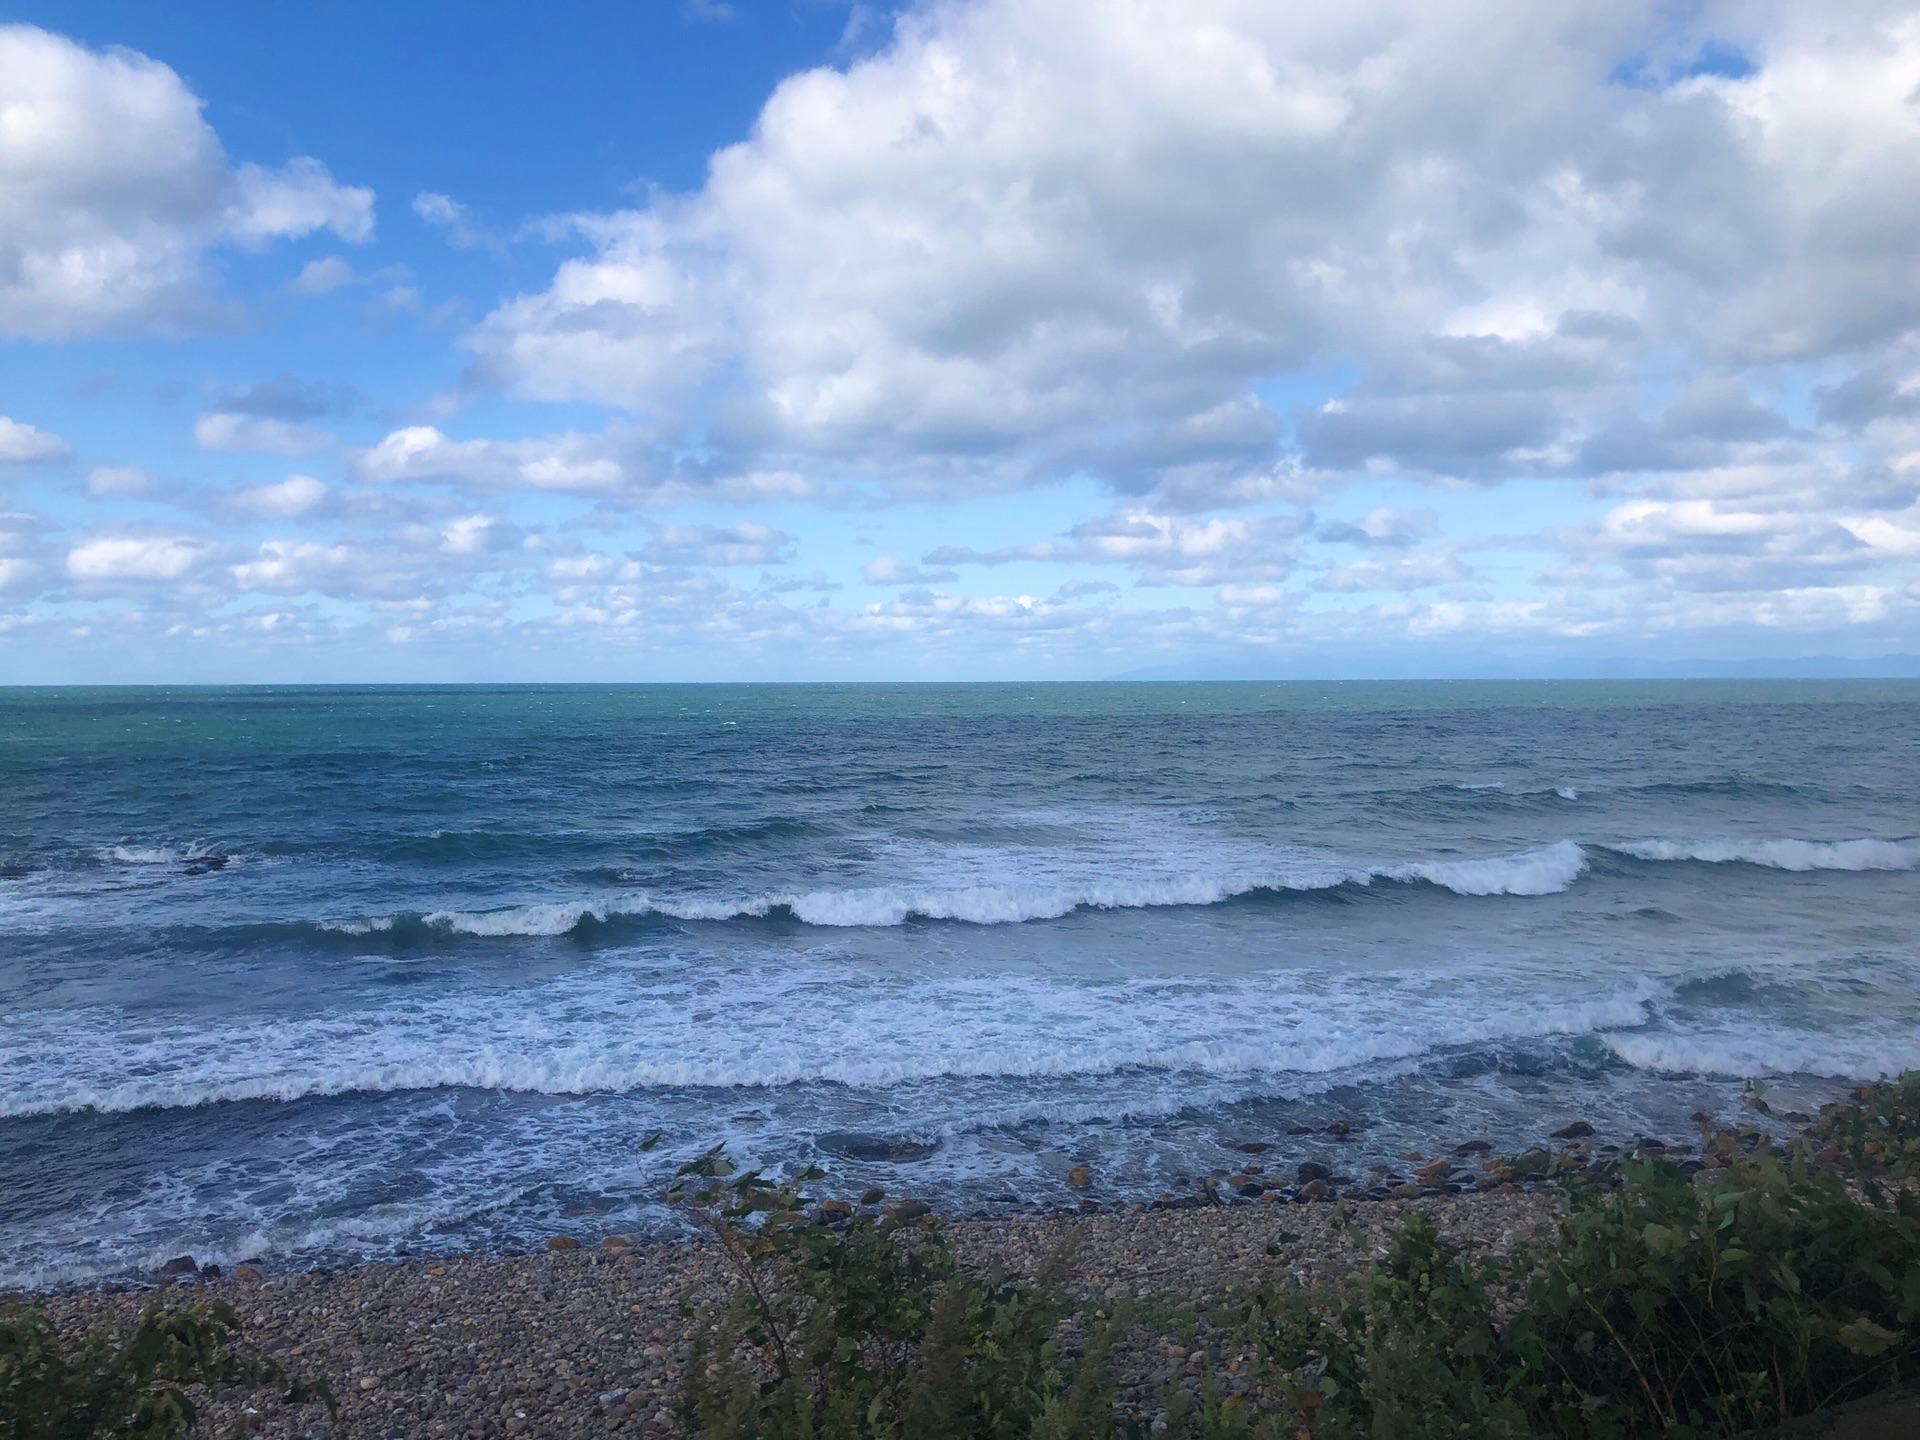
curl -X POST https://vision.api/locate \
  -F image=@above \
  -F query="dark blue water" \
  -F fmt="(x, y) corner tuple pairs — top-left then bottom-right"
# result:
(2, 682), (1917, 1285)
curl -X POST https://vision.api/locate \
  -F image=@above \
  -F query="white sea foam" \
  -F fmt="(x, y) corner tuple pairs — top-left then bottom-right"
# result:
(1607, 1025), (1920, 1080)
(391, 841), (1587, 935)
(0, 963), (1661, 1117)
(1614, 837), (1920, 872)
(1556, 786), (1580, 800)
(101, 841), (224, 865)
(1386, 839), (1588, 897)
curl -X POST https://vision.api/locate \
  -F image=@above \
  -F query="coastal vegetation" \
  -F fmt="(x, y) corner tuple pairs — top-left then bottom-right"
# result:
(675, 1073), (1920, 1439)
(0, 1297), (330, 1439)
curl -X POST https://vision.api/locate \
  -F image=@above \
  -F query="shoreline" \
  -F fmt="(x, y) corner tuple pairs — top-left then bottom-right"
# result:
(24, 1187), (1558, 1439)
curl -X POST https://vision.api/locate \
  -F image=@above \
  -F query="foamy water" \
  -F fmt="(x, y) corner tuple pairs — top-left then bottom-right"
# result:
(2, 680), (1917, 1286)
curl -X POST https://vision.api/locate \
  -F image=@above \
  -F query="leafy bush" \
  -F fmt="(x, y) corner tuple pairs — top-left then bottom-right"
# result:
(1810, 1071), (1920, 1176)
(669, 1147), (1114, 1440)
(0, 1297), (331, 1440)
(1231, 1127), (1920, 1438)
(674, 1079), (1920, 1439)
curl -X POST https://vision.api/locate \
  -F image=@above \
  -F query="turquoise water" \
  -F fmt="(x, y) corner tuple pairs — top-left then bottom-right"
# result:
(2, 681), (1917, 1284)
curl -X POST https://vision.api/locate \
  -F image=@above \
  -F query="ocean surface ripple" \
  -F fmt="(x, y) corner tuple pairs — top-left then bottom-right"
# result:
(2, 680), (1916, 1286)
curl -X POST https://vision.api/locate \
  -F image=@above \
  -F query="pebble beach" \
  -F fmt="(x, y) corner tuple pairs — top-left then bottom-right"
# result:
(28, 1188), (1558, 1439)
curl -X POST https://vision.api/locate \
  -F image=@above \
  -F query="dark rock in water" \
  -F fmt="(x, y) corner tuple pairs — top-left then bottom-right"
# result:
(545, 1236), (580, 1251)
(159, 1256), (197, 1277)
(0, 863), (31, 879)
(1692, 1110), (1717, 1126)
(881, 1199), (930, 1221)
(1287, 1125), (1316, 1135)
(1636, 1137), (1667, 1151)
(1234, 1141), (1271, 1153)
(1065, 1165), (1091, 1188)
(817, 1131), (940, 1163)
(1453, 1139), (1492, 1154)
(1296, 1160), (1332, 1184)
(198, 1264), (221, 1279)
(180, 854), (229, 876)
(1550, 1120), (1595, 1140)
(819, 1199), (854, 1218)
(1324, 1120), (1352, 1137)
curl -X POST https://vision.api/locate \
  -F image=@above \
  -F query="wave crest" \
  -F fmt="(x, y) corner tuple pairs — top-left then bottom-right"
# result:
(1613, 837), (1920, 872)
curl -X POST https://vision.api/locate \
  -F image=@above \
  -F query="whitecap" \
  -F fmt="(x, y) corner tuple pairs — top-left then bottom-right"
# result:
(1614, 837), (1920, 872)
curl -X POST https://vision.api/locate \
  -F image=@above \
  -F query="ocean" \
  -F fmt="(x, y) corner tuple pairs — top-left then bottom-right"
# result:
(2, 681), (1917, 1287)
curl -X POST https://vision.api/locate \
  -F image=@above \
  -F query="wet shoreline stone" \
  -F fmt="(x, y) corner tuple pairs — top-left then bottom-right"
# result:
(19, 1188), (1556, 1439)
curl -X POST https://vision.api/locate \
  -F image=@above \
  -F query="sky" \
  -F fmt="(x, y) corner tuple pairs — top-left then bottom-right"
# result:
(3, 1), (1920, 682)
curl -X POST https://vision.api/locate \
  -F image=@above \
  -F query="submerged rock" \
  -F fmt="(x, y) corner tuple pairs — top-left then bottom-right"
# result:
(817, 1131), (941, 1163)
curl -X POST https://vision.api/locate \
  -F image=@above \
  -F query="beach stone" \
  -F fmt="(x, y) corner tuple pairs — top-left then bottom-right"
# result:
(1066, 1166), (1092, 1188)
(819, 1199), (854, 1217)
(1453, 1139), (1492, 1154)
(1295, 1161), (1332, 1184)
(546, 1236), (581, 1251)
(1413, 1158), (1452, 1182)
(1298, 1180), (1331, 1201)
(599, 1236), (633, 1253)
(230, 1264), (263, 1281)
(158, 1256), (197, 1277)
(882, 1200), (931, 1221)
(1391, 1183), (1425, 1199)
(1550, 1121), (1595, 1140)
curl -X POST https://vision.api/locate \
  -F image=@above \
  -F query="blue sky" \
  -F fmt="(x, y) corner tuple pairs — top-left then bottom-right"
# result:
(2, 0), (1919, 681)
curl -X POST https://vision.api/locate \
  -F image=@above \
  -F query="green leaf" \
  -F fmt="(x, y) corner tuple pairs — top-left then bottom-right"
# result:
(1837, 1317), (1902, 1357)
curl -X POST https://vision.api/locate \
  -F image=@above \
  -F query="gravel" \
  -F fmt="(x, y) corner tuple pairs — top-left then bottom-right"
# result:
(23, 1189), (1556, 1438)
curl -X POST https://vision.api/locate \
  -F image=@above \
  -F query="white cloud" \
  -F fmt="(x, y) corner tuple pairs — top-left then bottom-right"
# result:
(233, 474), (327, 518)
(87, 465), (153, 497)
(642, 522), (794, 566)
(288, 257), (362, 295)
(862, 554), (957, 585)
(454, 2), (1920, 521)
(66, 534), (213, 582)
(0, 416), (70, 463)
(412, 191), (488, 249)
(0, 24), (373, 337)
(194, 412), (334, 455)
(353, 423), (818, 505)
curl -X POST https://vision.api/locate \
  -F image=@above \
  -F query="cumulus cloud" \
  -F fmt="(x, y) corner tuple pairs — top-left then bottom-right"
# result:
(928, 510), (1305, 586)
(458, 1), (1920, 511)
(194, 412), (334, 455)
(232, 474), (328, 519)
(0, 417), (70, 463)
(642, 522), (794, 566)
(863, 554), (957, 585)
(353, 423), (818, 505)
(86, 465), (153, 497)
(0, 24), (373, 337)
(66, 534), (215, 583)
(287, 256), (362, 295)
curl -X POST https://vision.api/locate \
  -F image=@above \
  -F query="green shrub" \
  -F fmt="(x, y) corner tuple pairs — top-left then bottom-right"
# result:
(1219, 1124), (1920, 1438)
(674, 1076), (1920, 1439)
(0, 1297), (331, 1440)
(669, 1147), (1114, 1440)
(1810, 1072), (1920, 1176)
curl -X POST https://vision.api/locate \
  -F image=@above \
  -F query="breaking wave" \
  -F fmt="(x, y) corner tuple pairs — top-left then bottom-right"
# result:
(0, 969), (1661, 1117)
(353, 841), (1594, 936)
(1611, 837), (1920, 872)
